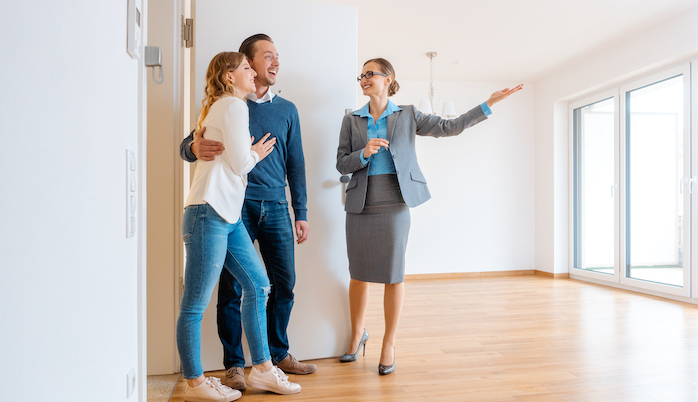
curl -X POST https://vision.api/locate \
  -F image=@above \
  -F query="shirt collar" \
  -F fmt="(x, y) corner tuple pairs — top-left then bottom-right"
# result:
(353, 100), (402, 119)
(246, 89), (275, 104)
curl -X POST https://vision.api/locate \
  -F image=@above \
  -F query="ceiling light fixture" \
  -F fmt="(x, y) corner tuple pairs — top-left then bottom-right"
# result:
(426, 52), (437, 115)
(419, 52), (459, 118)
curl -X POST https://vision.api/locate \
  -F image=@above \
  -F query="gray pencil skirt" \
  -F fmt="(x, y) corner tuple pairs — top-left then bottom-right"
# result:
(346, 174), (411, 284)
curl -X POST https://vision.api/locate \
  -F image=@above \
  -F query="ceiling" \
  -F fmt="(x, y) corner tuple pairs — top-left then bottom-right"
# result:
(311, 0), (697, 83)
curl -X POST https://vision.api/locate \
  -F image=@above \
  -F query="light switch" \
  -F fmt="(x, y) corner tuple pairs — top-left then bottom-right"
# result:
(126, 150), (137, 238)
(128, 152), (137, 171)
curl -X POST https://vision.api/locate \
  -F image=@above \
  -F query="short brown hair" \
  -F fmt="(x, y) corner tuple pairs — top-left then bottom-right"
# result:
(364, 58), (400, 97)
(239, 34), (274, 60)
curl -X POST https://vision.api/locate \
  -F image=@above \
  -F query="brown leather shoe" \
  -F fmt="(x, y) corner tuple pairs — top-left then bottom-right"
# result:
(276, 354), (317, 374)
(223, 366), (247, 390)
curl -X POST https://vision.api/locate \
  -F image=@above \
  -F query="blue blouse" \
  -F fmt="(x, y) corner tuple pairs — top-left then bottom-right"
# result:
(357, 101), (492, 176)
(356, 100), (401, 175)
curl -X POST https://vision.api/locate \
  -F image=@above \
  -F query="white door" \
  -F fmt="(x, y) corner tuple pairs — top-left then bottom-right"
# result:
(191, 0), (357, 370)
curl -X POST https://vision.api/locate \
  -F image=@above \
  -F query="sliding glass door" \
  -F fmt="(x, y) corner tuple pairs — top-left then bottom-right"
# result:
(621, 66), (691, 296)
(571, 64), (692, 298)
(571, 91), (619, 282)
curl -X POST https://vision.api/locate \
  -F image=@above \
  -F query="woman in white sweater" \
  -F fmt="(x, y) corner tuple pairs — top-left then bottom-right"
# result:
(177, 51), (301, 402)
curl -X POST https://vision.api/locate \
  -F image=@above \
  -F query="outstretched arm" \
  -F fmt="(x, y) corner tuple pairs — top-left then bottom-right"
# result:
(486, 84), (524, 107)
(415, 84), (525, 138)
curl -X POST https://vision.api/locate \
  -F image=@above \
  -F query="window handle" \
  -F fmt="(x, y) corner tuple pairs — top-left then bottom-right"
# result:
(679, 177), (695, 195)
(680, 178), (686, 195)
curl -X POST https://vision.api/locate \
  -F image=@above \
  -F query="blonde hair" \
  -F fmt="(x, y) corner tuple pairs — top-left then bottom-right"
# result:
(364, 58), (400, 97)
(196, 52), (246, 130)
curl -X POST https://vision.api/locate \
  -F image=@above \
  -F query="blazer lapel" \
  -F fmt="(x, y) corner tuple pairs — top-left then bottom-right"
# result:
(356, 115), (368, 147)
(387, 110), (400, 143)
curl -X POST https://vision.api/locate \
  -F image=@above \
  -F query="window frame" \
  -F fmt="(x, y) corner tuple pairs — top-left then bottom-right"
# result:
(619, 64), (691, 297)
(568, 61), (695, 300)
(568, 89), (621, 284)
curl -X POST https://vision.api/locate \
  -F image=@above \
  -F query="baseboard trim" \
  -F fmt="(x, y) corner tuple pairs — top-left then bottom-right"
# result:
(534, 271), (570, 279)
(405, 270), (535, 281)
(404, 270), (569, 281)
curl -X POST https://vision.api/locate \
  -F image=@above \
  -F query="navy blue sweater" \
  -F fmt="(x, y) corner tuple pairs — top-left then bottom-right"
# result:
(181, 96), (307, 221)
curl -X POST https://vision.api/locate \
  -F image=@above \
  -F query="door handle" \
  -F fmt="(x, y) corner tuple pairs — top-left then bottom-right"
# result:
(340, 175), (350, 205)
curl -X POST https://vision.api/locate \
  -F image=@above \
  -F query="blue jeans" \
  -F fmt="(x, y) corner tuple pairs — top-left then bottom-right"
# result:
(217, 199), (295, 368)
(177, 204), (271, 379)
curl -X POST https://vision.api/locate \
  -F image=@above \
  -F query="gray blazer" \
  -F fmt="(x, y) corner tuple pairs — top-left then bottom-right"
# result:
(336, 104), (487, 213)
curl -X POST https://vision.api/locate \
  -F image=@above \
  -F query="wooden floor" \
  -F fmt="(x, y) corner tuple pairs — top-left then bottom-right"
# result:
(169, 275), (698, 401)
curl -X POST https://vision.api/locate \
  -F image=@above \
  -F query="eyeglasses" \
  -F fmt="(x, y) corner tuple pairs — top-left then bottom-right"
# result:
(357, 71), (388, 82)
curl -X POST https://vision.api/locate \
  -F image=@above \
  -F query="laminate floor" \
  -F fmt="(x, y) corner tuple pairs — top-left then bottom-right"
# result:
(169, 275), (698, 401)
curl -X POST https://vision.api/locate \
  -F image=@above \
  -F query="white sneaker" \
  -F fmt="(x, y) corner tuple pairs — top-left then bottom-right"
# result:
(248, 365), (301, 395)
(184, 376), (242, 402)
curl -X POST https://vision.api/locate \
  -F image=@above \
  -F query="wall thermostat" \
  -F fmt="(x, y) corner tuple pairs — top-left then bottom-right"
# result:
(127, 0), (142, 59)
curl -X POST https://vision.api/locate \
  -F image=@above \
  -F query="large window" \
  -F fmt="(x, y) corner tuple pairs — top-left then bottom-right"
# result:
(571, 64), (692, 298)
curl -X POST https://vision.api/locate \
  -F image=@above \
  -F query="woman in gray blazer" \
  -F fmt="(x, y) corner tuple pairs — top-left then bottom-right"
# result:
(336, 58), (522, 375)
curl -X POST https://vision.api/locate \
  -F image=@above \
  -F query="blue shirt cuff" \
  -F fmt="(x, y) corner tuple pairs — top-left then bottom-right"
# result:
(480, 102), (492, 116)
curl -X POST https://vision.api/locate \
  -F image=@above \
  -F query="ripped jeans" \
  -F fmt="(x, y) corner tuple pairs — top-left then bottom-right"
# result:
(177, 204), (271, 379)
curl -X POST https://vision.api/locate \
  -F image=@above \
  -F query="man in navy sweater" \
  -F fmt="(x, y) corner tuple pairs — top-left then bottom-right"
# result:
(180, 34), (315, 390)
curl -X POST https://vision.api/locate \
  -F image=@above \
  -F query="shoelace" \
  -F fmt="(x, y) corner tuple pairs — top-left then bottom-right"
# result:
(273, 366), (290, 383)
(207, 377), (231, 396)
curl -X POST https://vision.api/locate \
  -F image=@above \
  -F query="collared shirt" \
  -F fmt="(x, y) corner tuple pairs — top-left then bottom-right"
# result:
(356, 100), (403, 175)
(247, 89), (275, 104)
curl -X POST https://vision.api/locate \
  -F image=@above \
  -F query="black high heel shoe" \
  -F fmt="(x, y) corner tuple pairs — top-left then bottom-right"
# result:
(378, 347), (395, 375)
(339, 329), (369, 362)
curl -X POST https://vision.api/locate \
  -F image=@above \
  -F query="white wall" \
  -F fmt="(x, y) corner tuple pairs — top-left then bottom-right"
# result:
(535, 6), (698, 274)
(389, 80), (536, 274)
(0, 2), (145, 401)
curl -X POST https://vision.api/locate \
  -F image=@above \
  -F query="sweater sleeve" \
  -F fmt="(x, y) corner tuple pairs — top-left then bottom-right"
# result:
(180, 130), (197, 162)
(220, 99), (259, 176)
(285, 104), (308, 221)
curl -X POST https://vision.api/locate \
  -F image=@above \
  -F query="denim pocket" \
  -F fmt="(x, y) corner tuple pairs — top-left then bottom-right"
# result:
(182, 205), (198, 241)
(273, 199), (290, 215)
